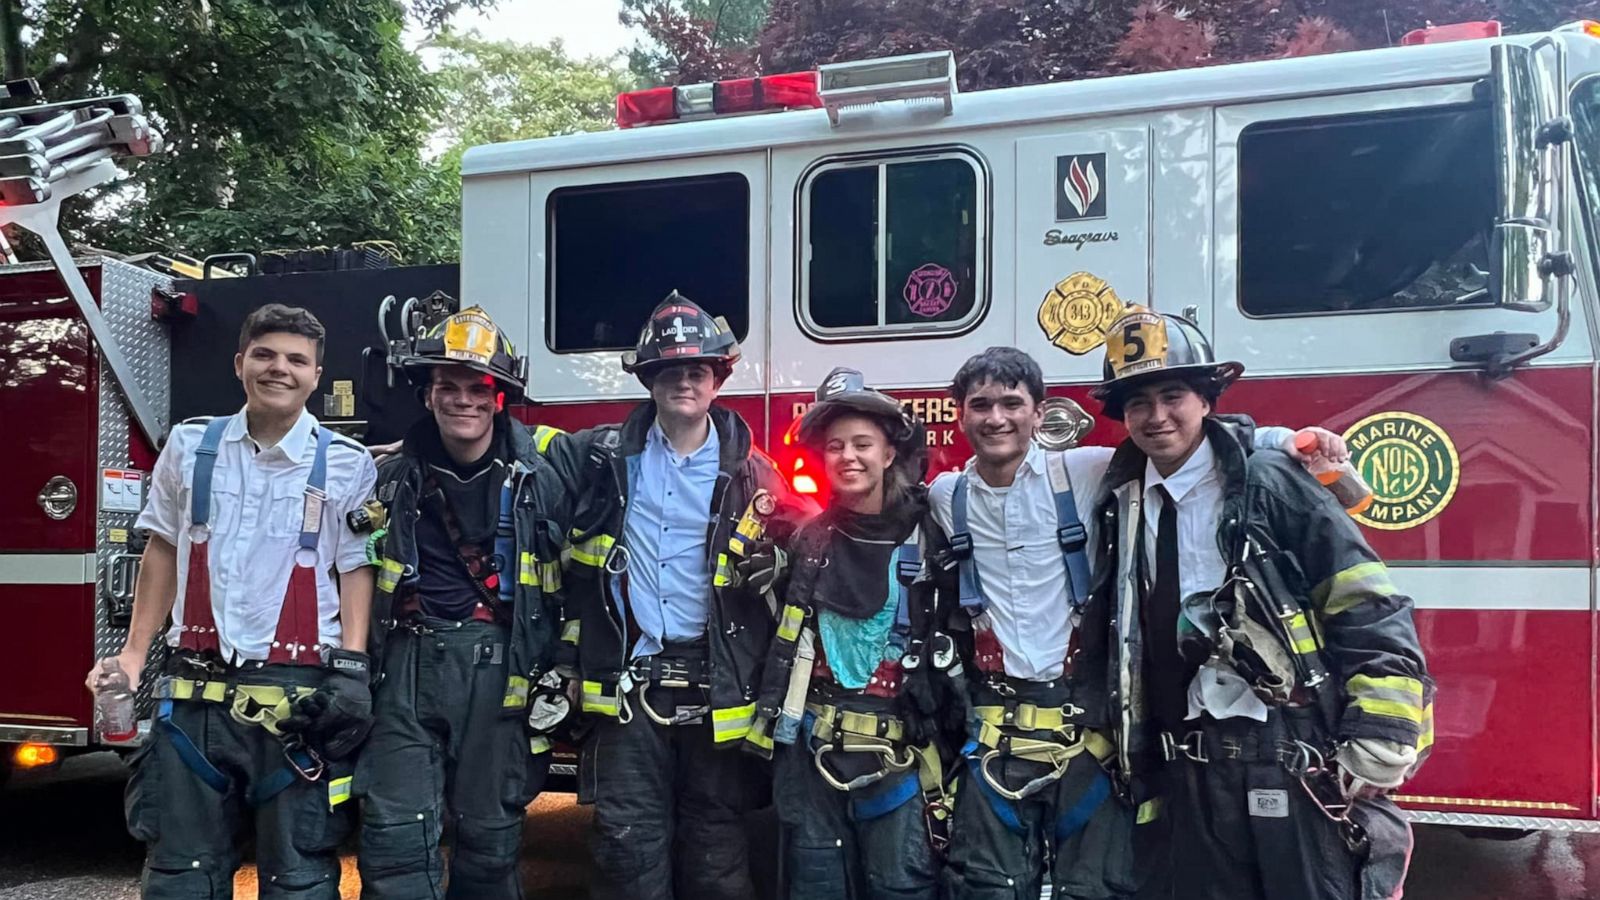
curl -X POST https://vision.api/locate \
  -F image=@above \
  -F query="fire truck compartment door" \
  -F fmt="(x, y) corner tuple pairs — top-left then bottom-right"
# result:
(1212, 82), (1593, 375)
(1013, 127), (1149, 384)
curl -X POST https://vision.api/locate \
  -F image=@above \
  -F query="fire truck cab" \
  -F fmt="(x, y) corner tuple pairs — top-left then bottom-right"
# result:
(460, 25), (1600, 831)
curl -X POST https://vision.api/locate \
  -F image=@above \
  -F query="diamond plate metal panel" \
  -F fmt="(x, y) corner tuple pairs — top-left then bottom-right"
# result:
(1406, 810), (1600, 833)
(94, 259), (172, 728)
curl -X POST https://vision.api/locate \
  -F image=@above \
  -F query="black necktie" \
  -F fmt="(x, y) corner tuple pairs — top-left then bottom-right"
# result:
(1146, 484), (1186, 730)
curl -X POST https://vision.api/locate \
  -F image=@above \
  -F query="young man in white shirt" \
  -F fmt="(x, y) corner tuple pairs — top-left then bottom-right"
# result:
(924, 345), (1338, 899)
(1083, 306), (1430, 900)
(87, 304), (377, 899)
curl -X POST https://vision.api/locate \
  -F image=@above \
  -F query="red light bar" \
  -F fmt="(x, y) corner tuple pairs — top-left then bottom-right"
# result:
(1400, 20), (1501, 46)
(616, 71), (821, 128)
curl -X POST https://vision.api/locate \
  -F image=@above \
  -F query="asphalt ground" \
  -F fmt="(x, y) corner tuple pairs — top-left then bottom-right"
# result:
(2, 752), (1598, 899)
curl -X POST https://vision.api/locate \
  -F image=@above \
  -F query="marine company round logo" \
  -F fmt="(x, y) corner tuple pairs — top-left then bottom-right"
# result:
(1342, 411), (1460, 531)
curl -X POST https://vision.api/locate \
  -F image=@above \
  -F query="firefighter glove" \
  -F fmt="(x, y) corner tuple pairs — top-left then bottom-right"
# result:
(280, 649), (373, 760)
(1336, 737), (1416, 799)
(736, 542), (787, 594)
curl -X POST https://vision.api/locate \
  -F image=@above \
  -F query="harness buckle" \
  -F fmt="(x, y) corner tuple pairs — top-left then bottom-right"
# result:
(947, 532), (973, 559)
(604, 544), (631, 575)
(1160, 730), (1209, 764)
(1056, 521), (1087, 552)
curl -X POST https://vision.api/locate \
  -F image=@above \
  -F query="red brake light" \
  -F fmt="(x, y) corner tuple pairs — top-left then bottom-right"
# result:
(1399, 20), (1501, 45)
(793, 474), (819, 495)
(756, 72), (823, 109)
(616, 86), (676, 128)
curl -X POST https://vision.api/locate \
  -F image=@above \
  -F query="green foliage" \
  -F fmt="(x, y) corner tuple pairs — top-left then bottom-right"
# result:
(622, 0), (771, 85)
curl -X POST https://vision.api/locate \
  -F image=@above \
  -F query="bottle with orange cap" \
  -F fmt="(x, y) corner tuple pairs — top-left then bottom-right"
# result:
(1293, 431), (1373, 516)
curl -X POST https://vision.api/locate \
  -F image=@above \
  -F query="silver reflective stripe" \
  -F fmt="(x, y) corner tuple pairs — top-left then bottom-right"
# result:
(0, 552), (96, 584)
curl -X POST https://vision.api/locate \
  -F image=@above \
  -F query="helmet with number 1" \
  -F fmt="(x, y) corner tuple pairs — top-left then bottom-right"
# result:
(621, 291), (742, 386)
(396, 303), (528, 397)
(1090, 304), (1242, 420)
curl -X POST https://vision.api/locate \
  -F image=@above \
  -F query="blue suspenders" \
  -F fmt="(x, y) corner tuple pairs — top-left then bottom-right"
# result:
(190, 414), (332, 550)
(948, 451), (1092, 611)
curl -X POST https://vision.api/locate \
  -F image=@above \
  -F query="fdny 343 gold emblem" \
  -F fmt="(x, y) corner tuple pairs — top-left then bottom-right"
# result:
(1038, 272), (1123, 355)
(1342, 412), (1460, 531)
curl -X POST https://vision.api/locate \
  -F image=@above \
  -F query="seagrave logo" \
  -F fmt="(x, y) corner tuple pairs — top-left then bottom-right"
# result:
(1056, 153), (1107, 221)
(1342, 411), (1461, 531)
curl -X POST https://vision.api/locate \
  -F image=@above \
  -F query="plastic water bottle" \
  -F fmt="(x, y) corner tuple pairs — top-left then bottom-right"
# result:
(1293, 432), (1374, 517)
(94, 658), (137, 742)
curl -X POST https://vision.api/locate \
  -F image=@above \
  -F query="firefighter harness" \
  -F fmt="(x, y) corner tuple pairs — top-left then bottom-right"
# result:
(156, 415), (340, 806)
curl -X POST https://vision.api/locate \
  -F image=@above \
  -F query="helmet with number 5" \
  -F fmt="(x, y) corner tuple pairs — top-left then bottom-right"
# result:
(1091, 304), (1242, 420)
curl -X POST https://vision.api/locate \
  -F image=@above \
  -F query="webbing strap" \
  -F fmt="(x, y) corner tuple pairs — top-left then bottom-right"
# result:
(299, 427), (333, 552)
(1054, 770), (1111, 840)
(968, 757), (1026, 834)
(1044, 451), (1091, 606)
(190, 417), (231, 528)
(156, 698), (230, 794)
(950, 474), (984, 614)
(246, 748), (319, 808)
(806, 703), (906, 744)
(851, 770), (922, 821)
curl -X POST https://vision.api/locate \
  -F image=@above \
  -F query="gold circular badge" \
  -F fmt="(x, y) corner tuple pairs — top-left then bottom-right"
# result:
(1342, 411), (1460, 531)
(1038, 272), (1123, 355)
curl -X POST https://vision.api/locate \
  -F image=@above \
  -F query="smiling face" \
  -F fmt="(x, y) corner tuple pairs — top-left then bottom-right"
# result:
(649, 361), (718, 427)
(822, 413), (897, 510)
(425, 365), (499, 447)
(233, 331), (320, 420)
(1122, 377), (1211, 475)
(958, 377), (1043, 473)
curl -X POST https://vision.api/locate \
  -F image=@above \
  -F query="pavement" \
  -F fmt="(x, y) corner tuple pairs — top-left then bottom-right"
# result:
(1, 752), (1597, 898)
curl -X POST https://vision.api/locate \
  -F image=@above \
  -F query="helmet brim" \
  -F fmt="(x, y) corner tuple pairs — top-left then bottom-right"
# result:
(1089, 360), (1243, 402)
(398, 356), (526, 395)
(797, 392), (913, 448)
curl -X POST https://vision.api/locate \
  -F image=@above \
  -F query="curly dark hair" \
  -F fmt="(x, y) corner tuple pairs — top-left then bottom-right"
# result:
(949, 346), (1045, 406)
(1098, 371), (1225, 420)
(238, 303), (326, 363)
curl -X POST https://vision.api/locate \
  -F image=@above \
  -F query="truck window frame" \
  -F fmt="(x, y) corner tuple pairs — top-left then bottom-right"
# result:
(1234, 101), (1498, 321)
(795, 146), (991, 341)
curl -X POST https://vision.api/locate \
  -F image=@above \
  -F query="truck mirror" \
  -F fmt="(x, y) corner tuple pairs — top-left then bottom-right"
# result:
(1489, 40), (1571, 313)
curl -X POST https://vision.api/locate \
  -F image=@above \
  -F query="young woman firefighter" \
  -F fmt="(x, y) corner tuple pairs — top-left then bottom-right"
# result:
(920, 346), (1346, 900)
(355, 304), (571, 899)
(1080, 305), (1434, 900)
(537, 292), (814, 900)
(752, 367), (954, 900)
(86, 304), (378, 899)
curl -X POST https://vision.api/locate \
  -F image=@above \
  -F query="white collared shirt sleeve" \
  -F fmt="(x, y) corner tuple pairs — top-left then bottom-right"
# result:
(329, 445), (378, 574)
(135, 427), (190, 546)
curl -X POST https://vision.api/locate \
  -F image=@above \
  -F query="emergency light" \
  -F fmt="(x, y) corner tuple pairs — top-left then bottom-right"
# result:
(1556, 20), (1600, 40)
(615, 71), (822, 128)
(1399, 20), (1502, 45)
(818, 51), (957, 126)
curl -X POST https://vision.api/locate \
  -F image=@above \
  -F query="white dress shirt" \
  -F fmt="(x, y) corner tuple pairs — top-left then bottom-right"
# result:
(929, 445), (1114, 681)
(137, 408), (377, 662)
(1141, 436), (1227, 602)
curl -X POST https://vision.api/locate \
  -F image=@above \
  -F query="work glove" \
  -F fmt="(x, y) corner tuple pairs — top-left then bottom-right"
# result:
(280, 649), (374, 760)
(1336, 737), (1417, 799)
(736, 541), (787, 594)
(526, 670), (574, 734)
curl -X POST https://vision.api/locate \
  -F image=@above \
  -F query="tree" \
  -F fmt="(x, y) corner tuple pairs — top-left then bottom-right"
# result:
(5, 0), (479, 263)
(621, 0), (770, 84)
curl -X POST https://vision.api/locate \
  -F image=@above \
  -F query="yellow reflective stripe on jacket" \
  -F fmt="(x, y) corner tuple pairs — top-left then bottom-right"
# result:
(531, 424), (563, 454)
(1347, 673), (1426, 724)
(519, 552), (563, 592)
(1315, 561), (1398, 618)
(711, 703), (756, 743)
(328, 776), (353, 810)
(561, 619), (581, 645)
(571, 534), (615, 568)
(530, 736), (553, 755)
(582, 681), (619, 716)
(776, 604), (805, 643)
(744, 720), (775, 755)
(1137, 798), (1164, 824)
(503, 675), (530, 709)
(1417, 702), (1436, 753)
(377, 558), (405, 593)
(713, 552), (734, 588)
(1284, 611), (1320, 655)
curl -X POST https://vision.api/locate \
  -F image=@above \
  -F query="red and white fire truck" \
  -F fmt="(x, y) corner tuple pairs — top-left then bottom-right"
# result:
(454, 21), (1600, 833)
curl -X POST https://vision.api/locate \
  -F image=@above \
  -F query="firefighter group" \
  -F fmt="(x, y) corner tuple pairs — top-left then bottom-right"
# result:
(85, 289), (1434, 900)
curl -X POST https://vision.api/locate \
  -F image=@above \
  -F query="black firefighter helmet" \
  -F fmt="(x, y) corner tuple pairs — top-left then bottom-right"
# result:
(621, 291), (741, 385)
(796, 367), (927, 473)
(393, 301), (528, 397)
(1090, 304), (1243, 420)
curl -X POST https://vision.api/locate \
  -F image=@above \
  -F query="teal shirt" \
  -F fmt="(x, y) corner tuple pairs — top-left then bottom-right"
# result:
(817, 548), (905, 689)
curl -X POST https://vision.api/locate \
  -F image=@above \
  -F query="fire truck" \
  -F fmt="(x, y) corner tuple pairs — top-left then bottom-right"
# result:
(454, 20), (1600, 834)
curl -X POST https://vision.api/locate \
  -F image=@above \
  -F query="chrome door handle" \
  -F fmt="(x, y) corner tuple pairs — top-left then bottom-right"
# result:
(37, 475), (77, 520)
